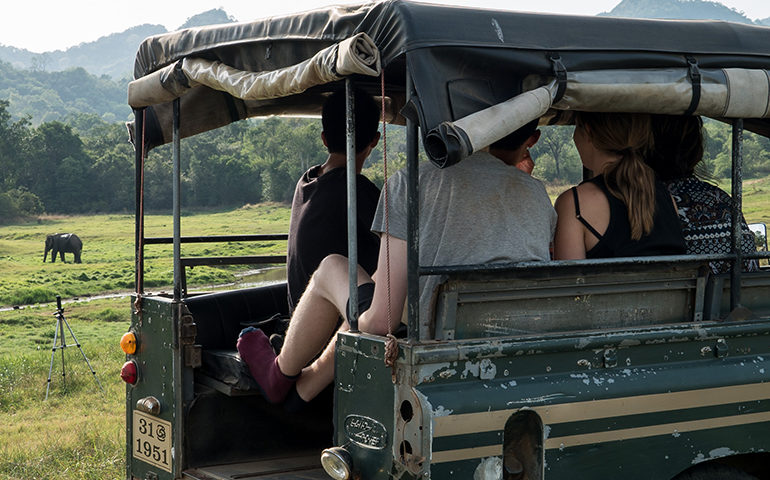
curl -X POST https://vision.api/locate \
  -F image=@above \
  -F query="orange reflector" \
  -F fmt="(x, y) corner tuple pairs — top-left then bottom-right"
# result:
(121, 360), (138, 385)
(120, 332), (137, 355)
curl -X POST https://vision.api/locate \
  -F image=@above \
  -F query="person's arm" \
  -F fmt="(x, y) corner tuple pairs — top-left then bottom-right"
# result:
(358, 234), (408, 335)
(553, 189), (587, 260)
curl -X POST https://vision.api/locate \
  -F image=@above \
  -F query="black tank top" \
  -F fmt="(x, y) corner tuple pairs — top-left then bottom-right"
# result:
(573, 176), (686, 259)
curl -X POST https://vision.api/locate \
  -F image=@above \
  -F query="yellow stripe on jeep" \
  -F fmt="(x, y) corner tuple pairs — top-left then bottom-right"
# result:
(433, 382), (770, 438)
(432, 411), (770, 464)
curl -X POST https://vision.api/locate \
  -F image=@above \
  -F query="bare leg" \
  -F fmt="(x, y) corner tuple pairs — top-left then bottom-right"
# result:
(281, 255), (372, 396)
(296, 322), (349, 401)
(238, 254), (370, 403)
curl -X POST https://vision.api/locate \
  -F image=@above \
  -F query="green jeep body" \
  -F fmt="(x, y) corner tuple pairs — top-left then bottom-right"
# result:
(125, 2), (770, 479)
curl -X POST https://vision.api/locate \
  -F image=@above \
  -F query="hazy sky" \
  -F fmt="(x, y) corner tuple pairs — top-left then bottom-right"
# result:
(2, 0), (770, 53)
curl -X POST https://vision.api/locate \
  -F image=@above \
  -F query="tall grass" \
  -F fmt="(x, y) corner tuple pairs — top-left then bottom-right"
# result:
(0, 298), (129, 479)
(0, 204), (291, 307)
(0, 205), (292, 478)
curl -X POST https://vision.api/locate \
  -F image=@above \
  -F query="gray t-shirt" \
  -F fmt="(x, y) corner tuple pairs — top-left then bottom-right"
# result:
(371, 151), (556, 336)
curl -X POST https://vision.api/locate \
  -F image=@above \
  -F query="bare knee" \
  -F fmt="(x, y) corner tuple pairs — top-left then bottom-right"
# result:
(307, 255), (349, 294)
(317, 254), (349, 275)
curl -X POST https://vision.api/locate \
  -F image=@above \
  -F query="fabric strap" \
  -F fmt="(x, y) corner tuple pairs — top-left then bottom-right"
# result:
(572, 186), (604, 240)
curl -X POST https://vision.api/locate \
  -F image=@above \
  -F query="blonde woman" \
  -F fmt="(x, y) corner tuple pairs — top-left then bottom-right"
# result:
(553, 112), (686, 259)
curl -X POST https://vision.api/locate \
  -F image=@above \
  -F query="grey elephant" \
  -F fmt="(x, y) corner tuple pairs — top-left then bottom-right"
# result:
(44, 233), (83, 263)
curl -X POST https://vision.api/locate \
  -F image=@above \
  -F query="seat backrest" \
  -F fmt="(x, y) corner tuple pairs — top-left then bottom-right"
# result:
(184, 283), (289, 350)
(433, 260), (710, 340)
(703, 269), (770, 320)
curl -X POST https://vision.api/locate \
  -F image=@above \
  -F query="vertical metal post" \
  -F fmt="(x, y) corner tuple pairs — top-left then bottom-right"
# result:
(172, 98), (182, 301)
(345, 79), (360, 332)
(730, 118), (743, 310)
(134, 109), (145, 295)
(406, 73), (420, 342)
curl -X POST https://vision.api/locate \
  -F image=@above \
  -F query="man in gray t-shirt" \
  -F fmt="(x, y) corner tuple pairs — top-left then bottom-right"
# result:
(371, 149), (555, 338)
(236, 123), (556, 405)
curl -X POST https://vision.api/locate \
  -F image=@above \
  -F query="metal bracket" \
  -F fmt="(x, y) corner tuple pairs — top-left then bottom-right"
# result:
(715, 338), (729, 358)
(603, 349), (618, 368)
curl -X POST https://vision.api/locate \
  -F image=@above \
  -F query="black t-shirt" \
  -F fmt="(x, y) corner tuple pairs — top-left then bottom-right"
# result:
(582, 176), (686, 258)
(286, 165), (381, 312)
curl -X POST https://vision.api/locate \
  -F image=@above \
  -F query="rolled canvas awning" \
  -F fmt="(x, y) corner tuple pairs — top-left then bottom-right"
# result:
(425, 67), (770, 168)
(128, 33), (380, 108)
(127, 1), (770, 155)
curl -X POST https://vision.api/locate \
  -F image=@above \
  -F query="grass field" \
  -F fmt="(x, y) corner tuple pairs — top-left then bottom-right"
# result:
(0, 298), (129, 479)
(0, 205), (291, 479)
(0, 178), (768, 479)
(0, 204), (290, 308)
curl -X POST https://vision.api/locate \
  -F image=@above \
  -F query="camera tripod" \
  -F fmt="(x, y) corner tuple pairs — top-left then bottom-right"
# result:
(45, 295), (104, 400)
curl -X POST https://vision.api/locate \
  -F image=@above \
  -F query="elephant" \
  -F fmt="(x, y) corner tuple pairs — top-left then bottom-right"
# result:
(44, 233), (83, 263)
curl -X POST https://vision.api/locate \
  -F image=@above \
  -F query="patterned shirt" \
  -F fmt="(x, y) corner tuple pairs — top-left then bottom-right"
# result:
(667, 176), (758, 274)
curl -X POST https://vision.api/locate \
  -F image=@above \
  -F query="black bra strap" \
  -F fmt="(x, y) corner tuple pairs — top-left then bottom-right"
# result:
(571, 187), (603, 240)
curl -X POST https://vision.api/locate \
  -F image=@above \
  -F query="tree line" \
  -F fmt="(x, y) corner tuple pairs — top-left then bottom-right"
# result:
(1, 97), (768, 223)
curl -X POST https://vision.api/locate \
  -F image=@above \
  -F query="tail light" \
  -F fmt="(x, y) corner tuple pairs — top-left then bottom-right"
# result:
(121, 360), (138, 385)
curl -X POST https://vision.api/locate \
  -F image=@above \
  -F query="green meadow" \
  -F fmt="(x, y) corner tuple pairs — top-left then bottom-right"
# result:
(0, 203), (290, 308)
(0, 179), (768, 479)
(0, 204), (290, 479)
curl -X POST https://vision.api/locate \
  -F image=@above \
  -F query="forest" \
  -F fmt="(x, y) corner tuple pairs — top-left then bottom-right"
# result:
(1, 97), (770, 223)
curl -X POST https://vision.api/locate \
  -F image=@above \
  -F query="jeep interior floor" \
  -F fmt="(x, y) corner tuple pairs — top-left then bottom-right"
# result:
(182, 454), (328, 479)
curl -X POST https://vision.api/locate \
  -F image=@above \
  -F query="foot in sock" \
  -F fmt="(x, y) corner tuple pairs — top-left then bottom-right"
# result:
(236, 328), (297, 403)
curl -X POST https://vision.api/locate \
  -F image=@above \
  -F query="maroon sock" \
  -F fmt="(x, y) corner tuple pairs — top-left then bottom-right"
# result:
(236, 329), (297, 403)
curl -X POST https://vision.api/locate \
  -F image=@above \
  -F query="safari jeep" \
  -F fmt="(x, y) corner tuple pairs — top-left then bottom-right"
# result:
(122, 2), (770, 479)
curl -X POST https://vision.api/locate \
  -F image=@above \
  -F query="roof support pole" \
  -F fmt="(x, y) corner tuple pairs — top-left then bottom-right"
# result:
(345, 78), (360, 332)
(172, 98), (182, 301)
(730, 118), (743, 310)
(134, 109), (145, 296)
(406, 72), (420, 342)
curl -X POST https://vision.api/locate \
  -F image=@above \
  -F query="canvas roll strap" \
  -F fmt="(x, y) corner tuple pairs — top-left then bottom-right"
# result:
(549, 53), (568, 104)
(685, 56), (702, 116)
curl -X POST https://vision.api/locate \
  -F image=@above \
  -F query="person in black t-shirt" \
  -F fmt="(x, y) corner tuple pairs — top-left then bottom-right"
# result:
(285, 88), (382, 313)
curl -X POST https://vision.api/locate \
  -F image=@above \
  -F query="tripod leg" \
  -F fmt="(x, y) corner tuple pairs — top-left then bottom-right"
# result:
(62, 315), (105, 394)
(60, 314), (67, 393)
(45, 317), (61, 401)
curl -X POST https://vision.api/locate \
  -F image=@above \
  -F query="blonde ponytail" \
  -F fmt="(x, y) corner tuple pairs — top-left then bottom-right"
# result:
(576, 112), (657, 240)
(604, 152), (656, 240)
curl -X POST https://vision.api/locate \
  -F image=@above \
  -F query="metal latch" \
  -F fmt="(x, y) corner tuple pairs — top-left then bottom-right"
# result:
(603, 349), (617, 368)
(715, 338), (729, 358)
(179, 306), (201, 367)
(185, 344), (202, 368)
(180, 308), (197, 345)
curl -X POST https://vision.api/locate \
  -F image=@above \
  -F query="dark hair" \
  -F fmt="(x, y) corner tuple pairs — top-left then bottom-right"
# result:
(490, 119), (539, 150)
(321, 88), (380, 154)
(648, 115), (704, 181)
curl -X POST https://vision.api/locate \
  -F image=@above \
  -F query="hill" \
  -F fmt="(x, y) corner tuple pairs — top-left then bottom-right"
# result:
(0, 8), (235, 81)
(0, 9), (236, 125)
(601, 0), (762, 24)
(0, 24), (165, 81)
(0, 60), (130, 124)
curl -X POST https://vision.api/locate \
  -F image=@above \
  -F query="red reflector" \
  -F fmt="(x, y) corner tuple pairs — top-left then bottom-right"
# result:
(121, 360), (138, 385)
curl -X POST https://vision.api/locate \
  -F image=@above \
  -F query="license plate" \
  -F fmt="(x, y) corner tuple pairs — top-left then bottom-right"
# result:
(133, 410), (172, 473)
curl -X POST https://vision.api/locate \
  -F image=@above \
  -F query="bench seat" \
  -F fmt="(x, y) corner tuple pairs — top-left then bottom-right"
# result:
(184, 283), (289, 395)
